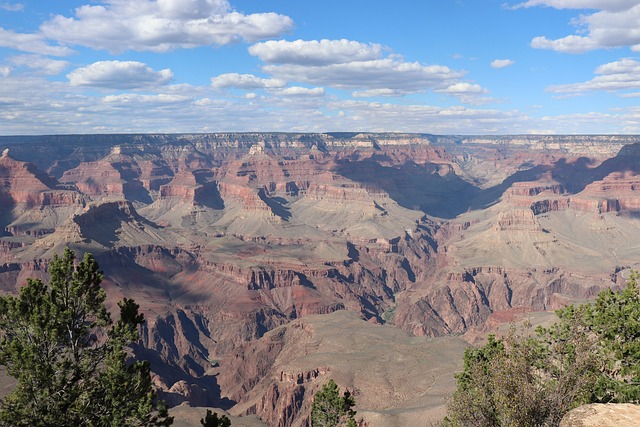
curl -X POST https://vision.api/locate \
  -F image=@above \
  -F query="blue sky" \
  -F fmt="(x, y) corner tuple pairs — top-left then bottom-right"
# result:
(1, 0), (640, 135)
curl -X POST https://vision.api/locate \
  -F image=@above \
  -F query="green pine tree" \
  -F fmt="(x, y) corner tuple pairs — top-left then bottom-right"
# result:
(0, 248), (173, 426)
(311, 379), (357, 427)
(200, 409), (231, 427)
(576, 273), (640, 403)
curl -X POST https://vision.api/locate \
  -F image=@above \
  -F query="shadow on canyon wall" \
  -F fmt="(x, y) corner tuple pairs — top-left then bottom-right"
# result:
(336, 143), (640, 219)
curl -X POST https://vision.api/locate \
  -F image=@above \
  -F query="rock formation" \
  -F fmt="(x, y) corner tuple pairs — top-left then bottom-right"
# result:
(1, 132), (640, 425)
(560, 404), (640, 427)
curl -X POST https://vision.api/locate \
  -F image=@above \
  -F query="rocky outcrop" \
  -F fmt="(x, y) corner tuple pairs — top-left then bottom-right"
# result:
(495, 209), (542, 231)
(560, 404), (640, 427)
(60, 161), (126, 197)
(392, 267), (618, 337)
(0, 154), (85, 237)
(0, 154), (82, 208)
(134, 158), (174, 192)
(529, 198), (571, 214)
(159, 171), (201, 201)
(218, 182), (272, 212)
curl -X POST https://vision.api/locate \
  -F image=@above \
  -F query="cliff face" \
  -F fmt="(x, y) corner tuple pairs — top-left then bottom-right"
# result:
(0, 153), (85, 238)
(0, 153), (81, 207)
(2, 133), (640, 425)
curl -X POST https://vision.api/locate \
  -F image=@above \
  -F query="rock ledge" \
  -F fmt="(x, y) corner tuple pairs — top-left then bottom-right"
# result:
(560, 403), (640, 427)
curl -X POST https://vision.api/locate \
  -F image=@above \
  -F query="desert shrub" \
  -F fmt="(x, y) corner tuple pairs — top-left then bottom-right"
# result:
(444, 274), (640, 427)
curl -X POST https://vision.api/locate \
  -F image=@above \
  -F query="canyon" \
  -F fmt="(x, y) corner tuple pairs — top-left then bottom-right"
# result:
(1, 132), (640, 426)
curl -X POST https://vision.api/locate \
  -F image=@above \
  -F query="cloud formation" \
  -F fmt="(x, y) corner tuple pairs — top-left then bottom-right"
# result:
(547, 58), (640, 94)
(274, 86), (325, 97)
(490, 59), (515, 68)
(435, 82), (493, 105)
(1, 69), (639, 135)
(248, 39), (383, 65)
(67, 61), (173, 89)
(263, 59), (464, 92)
(250, 39), (472, 98)
(9, 55), (70, 75)
(103, 93), (191, 104)
(211, 73), (286, 89)
(352, 89), (405, 98)
(0, 2), (23, 11)
(3, 1), (637, 135)
(39, 0), (294, 53)
(522, 1), (640, 53)
(516, 0), (638, 12)
(0, 27), (75, 56)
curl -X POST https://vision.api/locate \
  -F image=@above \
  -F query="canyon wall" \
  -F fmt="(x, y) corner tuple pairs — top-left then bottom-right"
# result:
(1, 133), (640, 425)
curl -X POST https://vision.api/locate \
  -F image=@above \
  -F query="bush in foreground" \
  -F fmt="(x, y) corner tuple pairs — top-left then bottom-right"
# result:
(444, 274), (640, 427)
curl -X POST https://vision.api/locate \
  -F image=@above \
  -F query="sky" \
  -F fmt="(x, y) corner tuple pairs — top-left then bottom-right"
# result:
(1, 0), (640, 135)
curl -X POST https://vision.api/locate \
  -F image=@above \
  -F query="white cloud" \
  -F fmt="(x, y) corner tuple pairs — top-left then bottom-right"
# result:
(210, 73), (286, 89)
(39, 0), (294, 53)
(326, 99), (524, 133)
(547, 58), (640, 94)
(0, 66), (10, 77)
(523, 2), (640, 53)
(103, 93), (190, 104)
(352, 89), (405, 97)
(1, 72), (640, 135)
(274, 86), (325, 97)
(0, 27), (75, 56)
(531, 35), (599, 53)
(156, 0), (228, 19)
(264, 58), (463, 92)
(435, 82), (494, 105)
(490, 59), (515, 68)
(534, 111), (640, 133)
(248, 39), (383, 65)
(0, 2), (23, 11)
(248, 39), (490, 102)
(437, 82), (487, 94)
(8, 55), (70, 75)
(262, 58), (464, 92)
(515, 0), (638, 12)
(68, 61), (173, 89)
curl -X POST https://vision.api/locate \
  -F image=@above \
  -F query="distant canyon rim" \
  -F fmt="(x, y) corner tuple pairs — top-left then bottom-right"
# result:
(1, 132), (640, 426)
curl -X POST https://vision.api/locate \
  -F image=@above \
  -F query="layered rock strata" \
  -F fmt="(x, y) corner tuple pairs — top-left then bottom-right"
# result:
(1, 133), (640, 426)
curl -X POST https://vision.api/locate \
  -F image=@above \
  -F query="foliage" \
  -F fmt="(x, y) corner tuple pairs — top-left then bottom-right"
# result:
(381, 304), (398, 323)
(576, 273), (640, 403)
(444, 275), (640, 427)
(0, 248), (173, 427)
(311, 379), (357, 427)
(200, 409), (231, 427)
